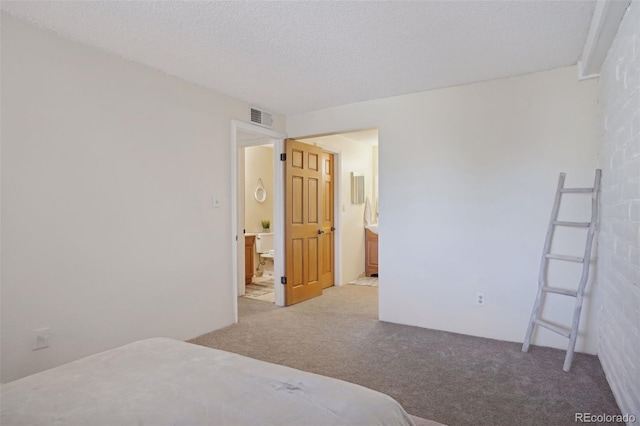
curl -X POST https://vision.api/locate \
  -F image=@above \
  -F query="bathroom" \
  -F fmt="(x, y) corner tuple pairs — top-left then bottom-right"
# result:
(243, 144), (276, 302)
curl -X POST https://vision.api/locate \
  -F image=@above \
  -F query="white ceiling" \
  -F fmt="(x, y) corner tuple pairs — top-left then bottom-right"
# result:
(1, 1), (596, 116)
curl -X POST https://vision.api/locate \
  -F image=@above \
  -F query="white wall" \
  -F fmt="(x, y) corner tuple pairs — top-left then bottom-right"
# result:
(372, 145), (379, 221)
(244, 146), (274, 233)
(596, 1), (640, 417)
(0, 14), (284, 383)
(300, 135), (375, 284)
(288, 66), (601, 353)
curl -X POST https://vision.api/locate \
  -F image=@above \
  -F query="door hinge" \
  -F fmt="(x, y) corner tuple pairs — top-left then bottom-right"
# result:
(280, 153), (286, 161)
(281, 276), (287, 285)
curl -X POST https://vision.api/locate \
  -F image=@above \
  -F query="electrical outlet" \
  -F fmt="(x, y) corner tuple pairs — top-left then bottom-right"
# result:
(476, 292), (485, 306)
(33, 327), (51, 350)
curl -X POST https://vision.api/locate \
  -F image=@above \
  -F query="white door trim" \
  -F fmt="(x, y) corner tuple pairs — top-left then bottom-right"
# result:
(230, 120), (286, 323)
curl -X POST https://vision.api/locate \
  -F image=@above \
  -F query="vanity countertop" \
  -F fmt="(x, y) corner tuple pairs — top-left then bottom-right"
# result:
(245, 232), (274, 237)
(365, 224), (378, 234)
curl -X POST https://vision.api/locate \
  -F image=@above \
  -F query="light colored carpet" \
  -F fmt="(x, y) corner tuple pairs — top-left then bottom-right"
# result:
(190, 285), (620, 426)
(409, 414), (445, 426)
(348, 276), (378, 286)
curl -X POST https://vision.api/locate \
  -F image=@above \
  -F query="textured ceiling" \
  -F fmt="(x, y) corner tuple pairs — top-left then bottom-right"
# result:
(1, 1), (596, 115)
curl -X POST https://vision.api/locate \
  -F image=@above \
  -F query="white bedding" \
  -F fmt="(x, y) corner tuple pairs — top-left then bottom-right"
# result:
(1, 338), (415, 426)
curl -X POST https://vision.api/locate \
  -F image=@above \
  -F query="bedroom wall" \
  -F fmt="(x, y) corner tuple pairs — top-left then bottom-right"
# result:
(0, 14), (284, 383)
(287, 66), (601, 353)
(298, 134), (375, 284)
(596, 1), (640, 418)
(373, 145), (379, 220)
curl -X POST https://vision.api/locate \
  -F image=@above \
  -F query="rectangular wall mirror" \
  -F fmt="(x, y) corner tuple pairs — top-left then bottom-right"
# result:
(351, 172), (365, 204)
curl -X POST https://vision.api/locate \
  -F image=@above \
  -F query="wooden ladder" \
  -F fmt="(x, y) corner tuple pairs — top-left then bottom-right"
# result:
(522, 169), (602, 372)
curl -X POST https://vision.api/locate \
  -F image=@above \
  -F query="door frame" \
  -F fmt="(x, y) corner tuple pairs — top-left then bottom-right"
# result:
(230, 120), (286, 321)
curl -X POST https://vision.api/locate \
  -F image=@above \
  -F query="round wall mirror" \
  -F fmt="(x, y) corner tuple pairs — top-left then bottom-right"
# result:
(255, 186), (266, 203)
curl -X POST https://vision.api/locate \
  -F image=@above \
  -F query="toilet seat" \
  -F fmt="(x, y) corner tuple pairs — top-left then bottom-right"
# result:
(260, 250), (275, 259)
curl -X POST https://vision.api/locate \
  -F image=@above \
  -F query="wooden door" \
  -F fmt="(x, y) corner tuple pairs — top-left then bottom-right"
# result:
(285, 139), (323, 305)
(320, 151), (335, 288)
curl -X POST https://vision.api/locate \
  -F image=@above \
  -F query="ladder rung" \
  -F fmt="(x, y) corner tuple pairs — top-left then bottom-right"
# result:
(560, 188), (593, 193)
(553, 221), (590, 227)
(542, 286), (578, 297)
(534, 319), (571, 338)
(545, 254), (584, 263)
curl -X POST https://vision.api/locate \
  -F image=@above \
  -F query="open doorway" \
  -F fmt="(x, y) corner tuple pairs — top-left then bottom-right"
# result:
(231, 122), (377, 317)
(232, 125), (343, 312)
(295, 129), (379, 289)
(230, 121), (286, 321)
(242, 144), (276, 303)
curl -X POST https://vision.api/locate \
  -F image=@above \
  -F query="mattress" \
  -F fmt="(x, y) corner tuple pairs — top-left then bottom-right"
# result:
(1, 337), (415, 426)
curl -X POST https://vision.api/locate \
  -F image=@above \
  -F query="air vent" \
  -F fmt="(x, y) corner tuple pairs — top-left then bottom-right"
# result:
(249, 107), (273, 128)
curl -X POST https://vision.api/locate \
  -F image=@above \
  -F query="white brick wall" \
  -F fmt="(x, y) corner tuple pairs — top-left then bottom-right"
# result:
(597, 1), (640, 419)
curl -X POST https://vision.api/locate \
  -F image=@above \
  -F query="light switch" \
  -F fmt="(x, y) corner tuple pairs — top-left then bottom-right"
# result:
(213, 196), (221, 209)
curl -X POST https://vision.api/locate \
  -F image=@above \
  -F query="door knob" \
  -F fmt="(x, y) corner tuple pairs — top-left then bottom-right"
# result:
(331, 227), (335, 231)
(318, 229), (325, 234)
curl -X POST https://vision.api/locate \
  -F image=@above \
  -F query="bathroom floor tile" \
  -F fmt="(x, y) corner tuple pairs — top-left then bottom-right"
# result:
(243, 279), (274, 302)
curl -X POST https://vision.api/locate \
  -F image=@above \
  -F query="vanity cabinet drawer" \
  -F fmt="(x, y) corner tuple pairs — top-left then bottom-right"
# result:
(245, 235), (256, 285)
(365, 229), (378, 277)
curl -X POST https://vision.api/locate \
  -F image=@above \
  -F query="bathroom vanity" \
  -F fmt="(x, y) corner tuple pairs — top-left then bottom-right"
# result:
(244, 235), (255, 285)
(365, 226), (378, 277)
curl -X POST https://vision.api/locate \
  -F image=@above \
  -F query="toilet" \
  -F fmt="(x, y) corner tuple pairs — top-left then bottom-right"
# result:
(255, 233), (275, 277)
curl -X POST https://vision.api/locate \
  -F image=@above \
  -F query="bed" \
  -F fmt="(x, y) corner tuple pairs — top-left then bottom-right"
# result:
(1, 338), (419, 425)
